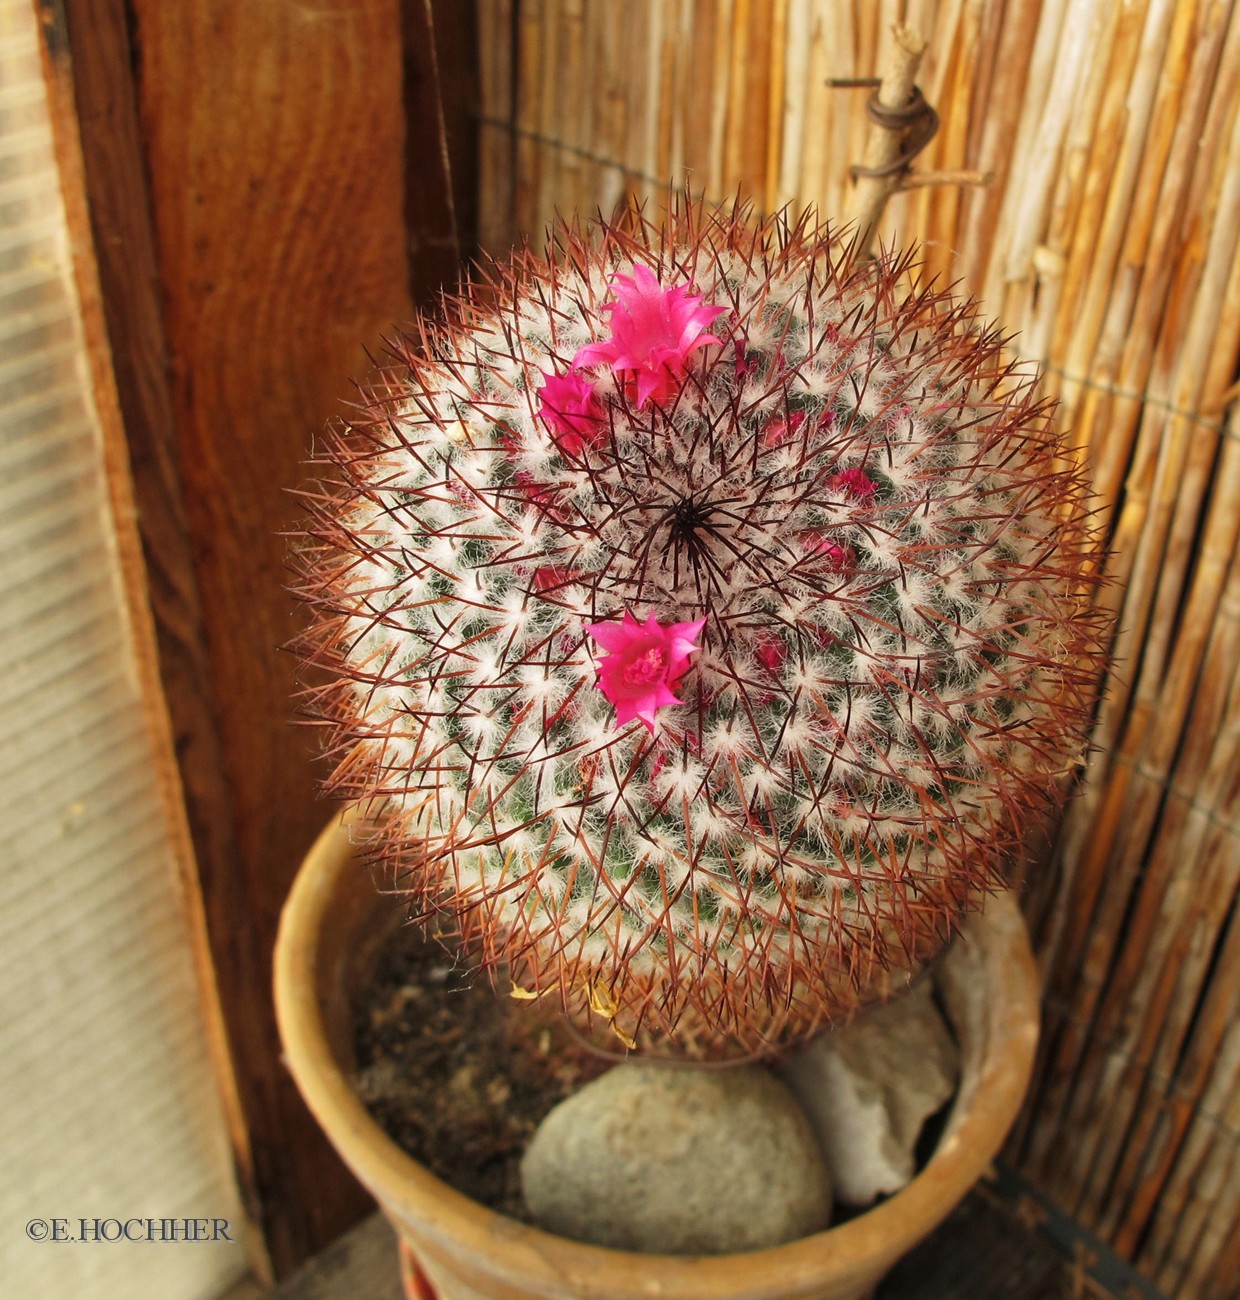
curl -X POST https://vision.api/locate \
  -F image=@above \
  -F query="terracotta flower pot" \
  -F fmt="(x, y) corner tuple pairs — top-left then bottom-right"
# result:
(274, 815), (1040, 1300)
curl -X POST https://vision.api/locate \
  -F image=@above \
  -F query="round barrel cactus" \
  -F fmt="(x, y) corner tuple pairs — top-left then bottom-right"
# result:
(295, 202), (1104, 1056)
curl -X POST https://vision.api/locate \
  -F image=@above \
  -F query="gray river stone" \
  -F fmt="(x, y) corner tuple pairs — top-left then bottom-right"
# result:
(520, 1060), (832, 1254)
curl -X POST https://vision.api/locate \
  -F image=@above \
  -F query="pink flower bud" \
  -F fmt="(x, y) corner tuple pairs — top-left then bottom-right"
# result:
(801, 531), (851, 570)
(757, 636), (786, 672)
(531, 566), (580, 593)
(762, 410), (806, 448)
(536, 369), (606, 457)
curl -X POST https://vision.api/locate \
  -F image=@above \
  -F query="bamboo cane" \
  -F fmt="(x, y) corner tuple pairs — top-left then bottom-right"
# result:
(1022, 29), (1240, 1190)
(797, 0), (840, 220)
(476, 0), (516, 254)
(842, 23), (927, 260)
(1073, 429), (1240, 1229)
(975, 0), (1069, 311)
(706, 0), (734, 202)
(680, 0), (716, 187)
(776, 0), (811, 213)
(953, 0), (1041, 297)
(1139, 946), (1240, 1277)
(919, 0), (973, 287)
(1049, 0), (1169, 410)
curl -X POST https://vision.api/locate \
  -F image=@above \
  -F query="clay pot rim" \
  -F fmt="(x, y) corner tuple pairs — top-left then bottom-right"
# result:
(275, 813), (1039, 1299)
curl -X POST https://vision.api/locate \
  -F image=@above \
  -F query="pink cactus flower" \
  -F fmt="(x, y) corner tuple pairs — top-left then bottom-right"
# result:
(536, 369), (606, 457)
(828, 466), (877, 501)
(585, 610), (706, 733)
(572, 263), (726, 408)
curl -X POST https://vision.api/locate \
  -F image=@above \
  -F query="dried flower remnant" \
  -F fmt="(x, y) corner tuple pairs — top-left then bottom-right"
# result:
(828, 467), (878, 501)
(294, 201), (1106, 1056)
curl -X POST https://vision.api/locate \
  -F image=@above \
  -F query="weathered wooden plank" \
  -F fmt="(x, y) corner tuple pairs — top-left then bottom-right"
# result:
(110, 0), (418, 1275)
(475, 0), (516, 255)
(40, 0), (273, 1280)
(403, 0), (476, 294)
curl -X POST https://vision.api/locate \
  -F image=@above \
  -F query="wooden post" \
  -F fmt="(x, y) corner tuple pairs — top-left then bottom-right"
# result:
(46, 0), (465, 1277)
(126, 0), (416, 1273)
(34, 0), (270, 1281)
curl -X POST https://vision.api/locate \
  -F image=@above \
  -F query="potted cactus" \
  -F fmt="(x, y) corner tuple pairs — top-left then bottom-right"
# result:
(276, 201), (1104, 1298)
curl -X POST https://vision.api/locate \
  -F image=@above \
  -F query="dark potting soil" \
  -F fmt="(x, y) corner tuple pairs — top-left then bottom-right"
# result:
(351, 919), (609, 1222)
(352, 917), (960, 1227)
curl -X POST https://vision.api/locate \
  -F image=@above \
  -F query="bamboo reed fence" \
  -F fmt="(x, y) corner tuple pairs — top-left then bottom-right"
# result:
(475, 1), (1240, 1292)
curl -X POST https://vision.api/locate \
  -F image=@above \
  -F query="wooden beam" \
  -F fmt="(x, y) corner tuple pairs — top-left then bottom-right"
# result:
(37, 0), (273, 1280)
(403, 0), (479, 293)
(56, 0), (429, 1276)
(35, 0), (272, 1279)
(127, 0), (415, 1273)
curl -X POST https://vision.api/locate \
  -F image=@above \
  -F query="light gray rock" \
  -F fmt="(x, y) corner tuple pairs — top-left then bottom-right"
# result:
(520, 1061), (832, 1254)
(777, 981), (960, 1207)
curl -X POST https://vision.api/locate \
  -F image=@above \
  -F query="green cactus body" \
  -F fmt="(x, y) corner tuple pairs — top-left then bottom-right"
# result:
(297, 203), (1104, 1056)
